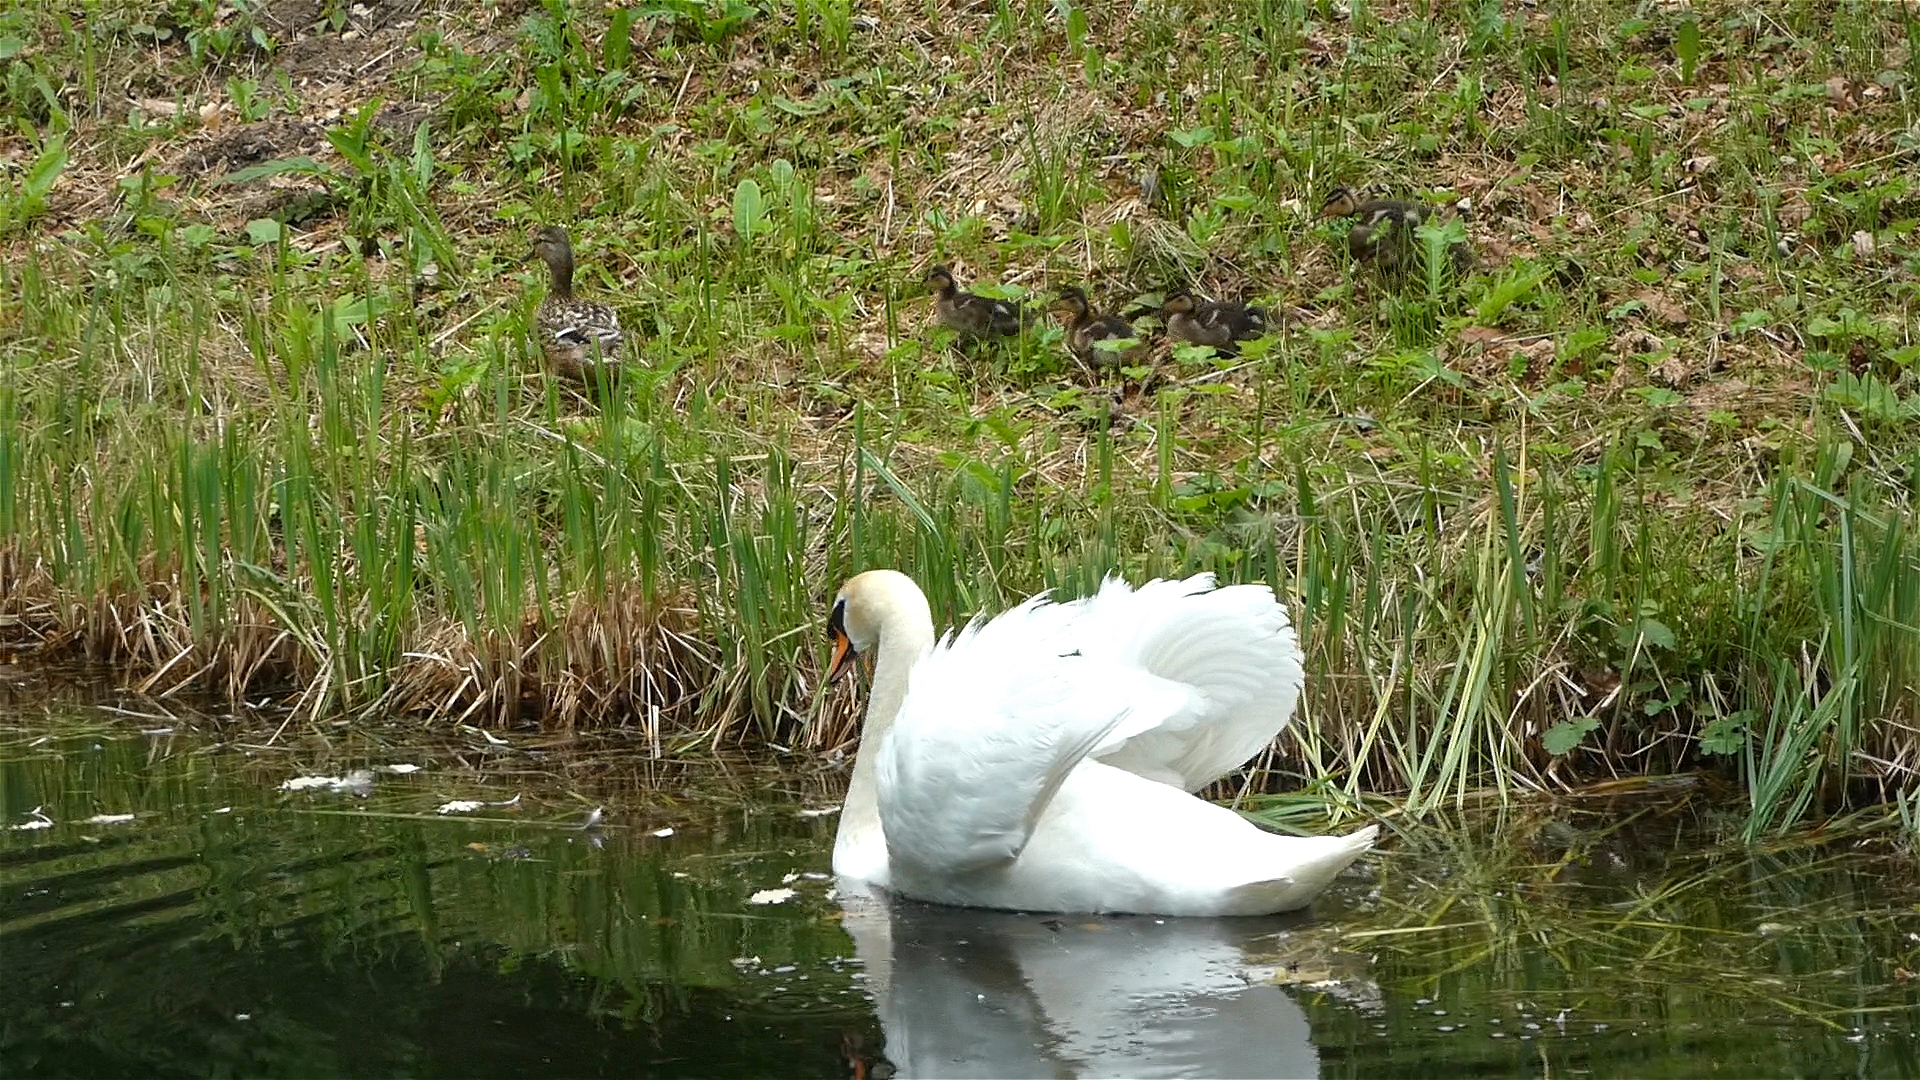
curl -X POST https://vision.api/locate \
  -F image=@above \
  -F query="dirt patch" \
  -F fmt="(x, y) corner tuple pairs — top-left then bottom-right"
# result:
(258, 0), (427, 81)
(172, 119), (324, 181)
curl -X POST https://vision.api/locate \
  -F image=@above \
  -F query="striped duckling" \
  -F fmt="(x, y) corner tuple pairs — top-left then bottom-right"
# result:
(1318, 187), (1473, 278)
(1161, 290), (1269, 357)
(1049, 286), (1147, 371)
(530, 225), (623, 381)
(925, 265), (1027, 341)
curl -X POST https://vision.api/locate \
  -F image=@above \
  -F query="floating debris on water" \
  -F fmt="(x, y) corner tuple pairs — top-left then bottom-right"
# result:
(747, 888), (797, 905)
(280, 776), (335, 792)
(80, 813), (135, 825)
(280, 771), (374, 794)
(375, 764), (422, 775)
(799, 806), (840, 817)
(459, 725), (511, 748)
(437, 800), (485, 814)
(9, 806), (53, 831)
(650, 826), (675, 838)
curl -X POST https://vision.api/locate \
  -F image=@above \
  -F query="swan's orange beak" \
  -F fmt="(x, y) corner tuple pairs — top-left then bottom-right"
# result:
(827, 626), (855, 683)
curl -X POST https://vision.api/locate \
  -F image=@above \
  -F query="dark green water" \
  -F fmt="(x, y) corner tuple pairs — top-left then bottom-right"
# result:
(3, 691), (1918, 1078)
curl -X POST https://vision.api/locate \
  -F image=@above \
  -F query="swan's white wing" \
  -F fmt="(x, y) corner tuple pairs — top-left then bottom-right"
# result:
(876, 597), (1195, 876)
(1065, 574), (1306, 792)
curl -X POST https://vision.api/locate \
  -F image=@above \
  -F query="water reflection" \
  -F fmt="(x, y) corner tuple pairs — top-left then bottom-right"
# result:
(0, 727), (878, 1078)
(838, 881), (1322, 1079)
(6, 703), (1920, 1079)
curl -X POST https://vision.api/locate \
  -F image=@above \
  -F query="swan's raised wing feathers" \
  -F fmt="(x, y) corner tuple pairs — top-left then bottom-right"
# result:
(1064, 574), (1306, 792)
(877, 598), (1195, 875)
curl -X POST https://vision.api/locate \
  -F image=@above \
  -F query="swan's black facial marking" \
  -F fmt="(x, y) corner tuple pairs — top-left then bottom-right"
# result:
(827, 597), (849, 645)
(827, 597), (857, 682)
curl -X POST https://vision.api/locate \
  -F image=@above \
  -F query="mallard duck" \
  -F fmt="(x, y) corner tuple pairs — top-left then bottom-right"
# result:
(1049, 286), (1148, 370)
(1161, 290), (1269, 356)
(1318, 186), (1473, 278)
(824, 569), (1378, 914)
(530, 225), (623, 380)
(924, 265), (1027, 340)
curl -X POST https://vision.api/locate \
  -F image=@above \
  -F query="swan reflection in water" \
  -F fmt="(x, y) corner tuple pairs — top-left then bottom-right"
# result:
(837, 880), (1354, 1079)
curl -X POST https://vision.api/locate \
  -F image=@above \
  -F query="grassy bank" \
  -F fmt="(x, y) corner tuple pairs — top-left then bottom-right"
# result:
(1, 0), (1917, 832)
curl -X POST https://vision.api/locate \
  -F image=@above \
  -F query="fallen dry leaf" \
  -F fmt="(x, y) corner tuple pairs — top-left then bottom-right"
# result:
(1618, 328), (1667, 355)
(1636, 290), (1690, 327)
(1650, 353), (1698, 388)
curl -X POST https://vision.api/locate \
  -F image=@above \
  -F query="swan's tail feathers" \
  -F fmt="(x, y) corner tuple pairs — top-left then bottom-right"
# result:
(1085, 575), (1306, 791)
(1222, 825), (1380, 915)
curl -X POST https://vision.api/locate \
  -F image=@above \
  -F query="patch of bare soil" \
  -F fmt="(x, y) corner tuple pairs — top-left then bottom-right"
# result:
(173, 119), (323, 180)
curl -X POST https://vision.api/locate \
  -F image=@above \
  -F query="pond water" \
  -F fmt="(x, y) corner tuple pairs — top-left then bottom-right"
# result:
(3, 684), (1918, 1078)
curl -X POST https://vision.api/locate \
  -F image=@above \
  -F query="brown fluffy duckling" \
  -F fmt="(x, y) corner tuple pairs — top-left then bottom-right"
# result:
(1161, 290), (1269, 356)
(530, 225), (624, 381)
(1049, 286), (1148, 370)
(924, 265), (1027, 340)
(1318, 186), (1473, 278)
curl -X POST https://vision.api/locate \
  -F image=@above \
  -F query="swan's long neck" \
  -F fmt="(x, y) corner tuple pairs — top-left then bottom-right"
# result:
(834, 577), (934, 881)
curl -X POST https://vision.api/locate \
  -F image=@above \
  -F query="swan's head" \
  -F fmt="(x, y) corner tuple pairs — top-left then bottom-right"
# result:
(827, 569), (927, 682)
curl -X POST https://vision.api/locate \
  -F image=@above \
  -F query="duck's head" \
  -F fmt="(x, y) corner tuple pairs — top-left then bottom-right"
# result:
(1160, 289), (1197, 316)
(530, 225), (574, 265)
(1317, 187), (1359, 219)
(827, 569), (925, 681)
(1049, 285), (1091, 320)
(922, 265), (958, 295)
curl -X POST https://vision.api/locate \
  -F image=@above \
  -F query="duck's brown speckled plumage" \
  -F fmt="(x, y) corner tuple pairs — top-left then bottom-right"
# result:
(1160, 290), (1268, 356)
(531, 225), (623, 381)
(1050, 286), (1147, 370)
(1318, 187), (1474, 278)
(925, 266), (1027, 340)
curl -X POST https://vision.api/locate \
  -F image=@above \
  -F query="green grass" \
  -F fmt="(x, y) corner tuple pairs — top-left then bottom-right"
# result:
(1, 1), (1918, 835)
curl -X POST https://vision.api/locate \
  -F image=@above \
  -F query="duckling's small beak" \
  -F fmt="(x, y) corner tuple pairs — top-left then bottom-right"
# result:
(827, 627), (856, 683)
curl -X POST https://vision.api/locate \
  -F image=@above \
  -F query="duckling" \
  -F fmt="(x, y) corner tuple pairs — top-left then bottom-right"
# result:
(1161, 290), (1269, 356)
(924, 265), (1028, 340)
(1318, 186), (1473, 278)
(529, 225), (624, 381)
(1049, 286), (1148, 370)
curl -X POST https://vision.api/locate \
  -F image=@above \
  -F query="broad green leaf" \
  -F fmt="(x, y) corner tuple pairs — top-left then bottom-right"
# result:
(733, 178), (766, 241)
(1698, 714), (1753, 756)
(1543, 717), (1601, 756)
(244, 218), (285, 245)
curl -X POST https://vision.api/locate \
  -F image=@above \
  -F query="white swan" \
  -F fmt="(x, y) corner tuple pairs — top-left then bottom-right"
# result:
(825, 569), (1378, 916)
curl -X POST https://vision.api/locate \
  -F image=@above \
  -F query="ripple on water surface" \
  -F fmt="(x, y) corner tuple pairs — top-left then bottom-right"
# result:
(3, 697), (1919, 1079)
